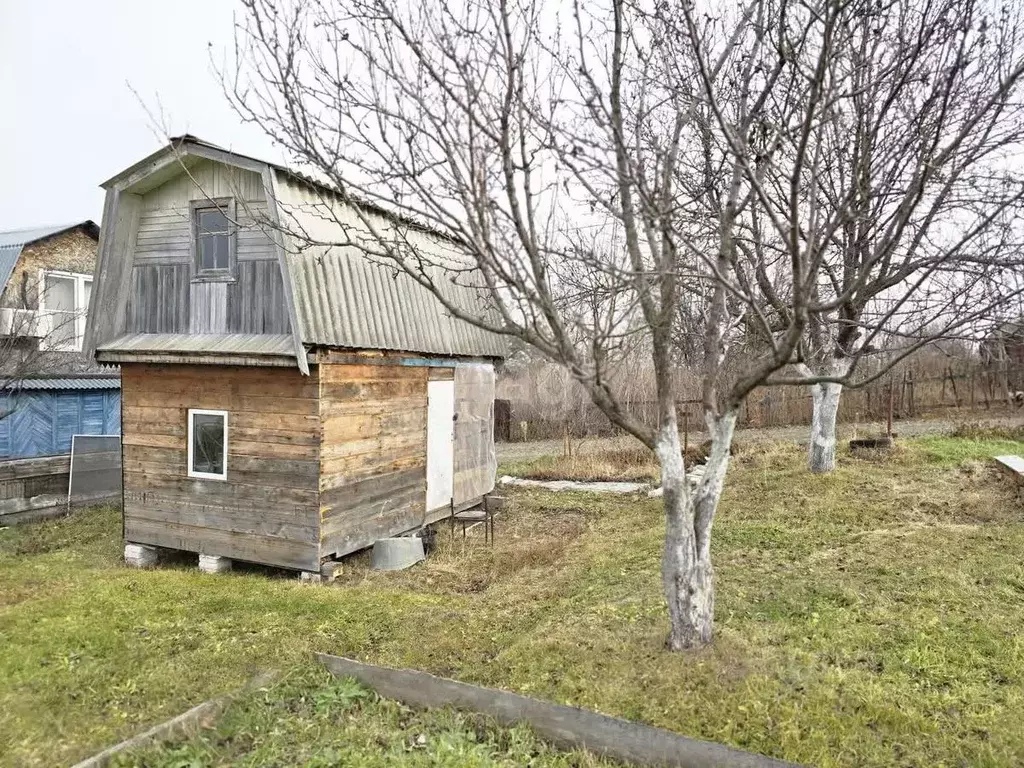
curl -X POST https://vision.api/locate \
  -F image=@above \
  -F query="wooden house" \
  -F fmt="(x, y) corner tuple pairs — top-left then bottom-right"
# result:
(84, 136), (505, 576)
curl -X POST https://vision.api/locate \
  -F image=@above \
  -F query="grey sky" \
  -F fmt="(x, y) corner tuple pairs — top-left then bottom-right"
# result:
(0, 0), (280, 230)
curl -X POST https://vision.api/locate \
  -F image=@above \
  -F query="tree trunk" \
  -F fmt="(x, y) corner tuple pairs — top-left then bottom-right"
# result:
(657, 410), (737, 651)
(807, 360), (849, 473)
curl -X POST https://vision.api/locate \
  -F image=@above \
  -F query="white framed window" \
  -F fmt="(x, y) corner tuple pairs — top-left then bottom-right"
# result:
(187, 409), (228, 481)
(38, 270), (92, 351)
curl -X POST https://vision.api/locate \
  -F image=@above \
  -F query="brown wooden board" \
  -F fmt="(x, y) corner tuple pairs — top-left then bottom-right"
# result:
(317, 361), (429, 558)
(121, 363), (321, 570)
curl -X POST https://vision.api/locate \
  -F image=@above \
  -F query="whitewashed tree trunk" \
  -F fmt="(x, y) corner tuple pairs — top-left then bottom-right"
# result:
(806, 360), (850, 473)
(657, 410), (737, 650)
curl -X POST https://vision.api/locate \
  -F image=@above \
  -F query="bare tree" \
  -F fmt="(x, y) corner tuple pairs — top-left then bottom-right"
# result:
(228, 0), (1024, 648)
(719, 0), (1024, 471)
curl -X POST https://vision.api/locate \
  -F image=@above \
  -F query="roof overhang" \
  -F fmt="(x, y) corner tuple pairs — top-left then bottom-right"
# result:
(102, 136), (270, 194)
(96, 333), (301, 369)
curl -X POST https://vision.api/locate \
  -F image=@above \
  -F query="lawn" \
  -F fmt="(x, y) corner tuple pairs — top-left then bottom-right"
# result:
(2, 434), (1024, 766)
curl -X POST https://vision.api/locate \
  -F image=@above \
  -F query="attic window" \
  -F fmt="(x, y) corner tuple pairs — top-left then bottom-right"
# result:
(191, 198), (236, 280)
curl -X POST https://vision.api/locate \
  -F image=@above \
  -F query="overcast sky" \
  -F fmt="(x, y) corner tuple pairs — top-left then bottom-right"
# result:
(0, 0), (281, 230)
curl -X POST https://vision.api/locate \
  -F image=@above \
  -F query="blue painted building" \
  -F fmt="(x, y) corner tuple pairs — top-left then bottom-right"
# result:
(0, 377), (120, 459)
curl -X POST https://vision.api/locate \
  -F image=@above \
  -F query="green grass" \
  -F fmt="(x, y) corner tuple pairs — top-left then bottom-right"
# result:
(110, 666), (614, 767)
(3, 437), (1024, 766)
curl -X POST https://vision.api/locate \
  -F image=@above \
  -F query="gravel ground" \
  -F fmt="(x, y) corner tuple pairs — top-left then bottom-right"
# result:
(497, 412), (1024, 462)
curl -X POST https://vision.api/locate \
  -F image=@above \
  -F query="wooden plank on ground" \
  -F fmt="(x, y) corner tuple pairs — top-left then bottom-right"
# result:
(316, 655), (800, 768)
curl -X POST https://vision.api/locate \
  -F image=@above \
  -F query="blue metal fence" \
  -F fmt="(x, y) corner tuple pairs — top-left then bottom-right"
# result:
(0, 389), (120, 458)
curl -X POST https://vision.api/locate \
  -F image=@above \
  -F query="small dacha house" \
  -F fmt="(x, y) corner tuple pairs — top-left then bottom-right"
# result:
(85, 136), (505, 576)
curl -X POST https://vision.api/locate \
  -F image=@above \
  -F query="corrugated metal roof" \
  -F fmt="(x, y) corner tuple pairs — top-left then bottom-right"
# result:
(98, 333), (296, 356)
(0, 222), (99, 249)
(277, 174), (506, 359)
(0, 247), (21, 300)
(8, 377), (120, 391)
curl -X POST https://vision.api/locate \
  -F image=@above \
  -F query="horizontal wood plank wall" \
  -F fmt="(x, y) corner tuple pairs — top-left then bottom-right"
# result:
(122, 363), (321, 571)
(319, 363), (429, 558)
(0, 454), (71, 524)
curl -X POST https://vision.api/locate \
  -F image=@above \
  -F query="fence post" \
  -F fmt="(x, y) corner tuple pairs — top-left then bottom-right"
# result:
(887, 375), (894, 439)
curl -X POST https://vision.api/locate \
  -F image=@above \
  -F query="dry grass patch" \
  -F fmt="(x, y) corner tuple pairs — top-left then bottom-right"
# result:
(501, 445), (660, 483)
(333, 497), (599, 595)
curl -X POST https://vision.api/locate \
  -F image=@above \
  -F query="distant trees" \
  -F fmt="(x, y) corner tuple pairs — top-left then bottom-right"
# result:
(230, 0), (1024, 648)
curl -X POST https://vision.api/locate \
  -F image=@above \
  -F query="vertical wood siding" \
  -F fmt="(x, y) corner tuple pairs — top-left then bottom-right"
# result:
(121, 364), (321, 571)
(318, 363), (429, 558)
(227, 261), (291, 334)
(125, 264), (190, 332)
(189, 282), (228, 333)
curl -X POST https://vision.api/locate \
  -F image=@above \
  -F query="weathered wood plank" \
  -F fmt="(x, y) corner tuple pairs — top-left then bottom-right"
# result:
(126, 497), (318, 542)
(0, 454), (71, 481)
(227, 260), (290, 334)
(189, 281), (228, 334)
(124, 470), (318, 505)
(319, 363), (427, 383)
(315, 655), (799, 768)
(125, 517), (318, 571)
(319, 467), (425, 512)
(125, 264), (191, 333)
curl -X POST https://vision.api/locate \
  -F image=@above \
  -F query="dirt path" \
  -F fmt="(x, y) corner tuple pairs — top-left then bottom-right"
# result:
(497, 413), (1024, 462)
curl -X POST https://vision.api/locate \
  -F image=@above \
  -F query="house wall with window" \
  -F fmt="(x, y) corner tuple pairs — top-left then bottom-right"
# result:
(123, 159), (290, 335)
(0, 227), (97, 313)
(0, 226), (98, 354)
(121, 363), (320, 571)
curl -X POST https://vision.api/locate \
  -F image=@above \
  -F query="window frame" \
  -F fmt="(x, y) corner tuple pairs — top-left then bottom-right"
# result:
(189, 197), (237, 283)
(37, 269), (93, 352)
(186, 408), (229, 481)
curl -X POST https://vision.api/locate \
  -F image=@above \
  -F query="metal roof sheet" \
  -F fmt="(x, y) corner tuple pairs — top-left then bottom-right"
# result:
(9, 377), (120, 391)
(277, 174), (506, 359)
(97, 333), (297, 357)
(0, 222), (99, 249)
(0, 246), (21, 300)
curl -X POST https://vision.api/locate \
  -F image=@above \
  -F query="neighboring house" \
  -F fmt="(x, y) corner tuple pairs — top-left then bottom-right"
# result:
(0, 222), (121, 459)
(85, 136), (505, 575)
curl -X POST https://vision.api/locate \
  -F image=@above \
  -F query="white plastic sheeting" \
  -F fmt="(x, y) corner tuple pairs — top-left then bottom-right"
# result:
(426, 379), (456, 512)
(453, 363), (497, 505)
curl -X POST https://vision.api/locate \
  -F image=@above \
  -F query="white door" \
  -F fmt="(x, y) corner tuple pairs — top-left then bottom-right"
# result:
(426, 379), (455, 512)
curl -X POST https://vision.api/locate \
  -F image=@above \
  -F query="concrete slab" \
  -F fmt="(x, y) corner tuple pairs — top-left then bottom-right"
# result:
(198, 554), (232, 574)
(371, 537), (425, 571)
(124, 543), (158, 568)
